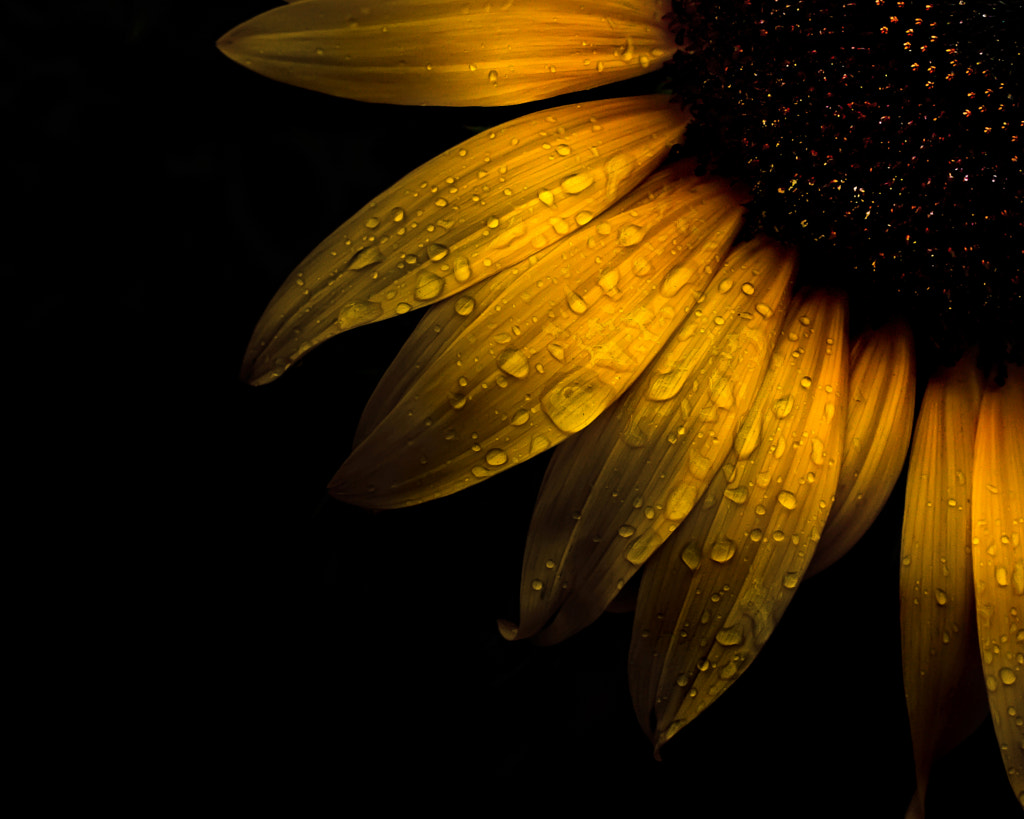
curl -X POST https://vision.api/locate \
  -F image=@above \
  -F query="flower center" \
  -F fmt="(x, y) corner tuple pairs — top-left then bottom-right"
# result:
(667, 0), (1023, 369)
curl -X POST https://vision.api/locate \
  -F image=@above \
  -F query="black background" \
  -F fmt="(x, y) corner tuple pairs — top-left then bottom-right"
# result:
(8, 2), (1020, 815)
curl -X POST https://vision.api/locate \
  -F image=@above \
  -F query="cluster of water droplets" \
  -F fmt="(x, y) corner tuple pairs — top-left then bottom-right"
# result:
(329, 165), (748, 507)
(243, 97), (689, 385)
(625, 289), (847, 743)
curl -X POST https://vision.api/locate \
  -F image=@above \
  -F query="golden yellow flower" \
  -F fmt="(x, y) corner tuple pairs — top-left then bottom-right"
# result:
(220, 1), (1022, 812)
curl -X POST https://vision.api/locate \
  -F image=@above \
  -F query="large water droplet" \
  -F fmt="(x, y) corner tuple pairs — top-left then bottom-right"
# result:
(497, 348), (530, 379)
(485, 448), (508, 467)
(427, 243), (450, 262)
(777, 490), (798, 510)
(715, 625), (744, 646)
(562, 172), (595, 194)
(540, 370), (616, 433)
(681, 542), (701, 570)
(347, 245), (384, 271)
(567, 290), (589, 314)
(772, 396), (794, 418)
(618, 224), (644, 246)
(337, 300), (383, 330)
(453, 257), (473, 283)
(710, 537), (736, 563)
(666, 483), (699, 521)
(415, 272), (444, 301)
(661, 264), (693, 297)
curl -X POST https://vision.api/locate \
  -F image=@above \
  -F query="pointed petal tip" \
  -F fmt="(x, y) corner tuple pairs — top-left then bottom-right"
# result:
(240, 360), (281, 387)
(496, 619), (519, 641)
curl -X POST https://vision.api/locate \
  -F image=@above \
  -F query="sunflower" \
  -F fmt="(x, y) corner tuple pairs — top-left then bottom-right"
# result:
(219, 1), (1022, 812)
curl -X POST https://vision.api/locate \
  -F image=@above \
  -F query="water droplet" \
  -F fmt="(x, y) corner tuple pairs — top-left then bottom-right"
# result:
(934, 588), (948, 606)
(772, 395), (794, 418)
(724, 486), (748, 505)
(618, 524), (636, 538)
(666, 483), (699, 521)
(415, 272), (444, 301)
(452, 257), (473, 283)
(509, 408), (530, 427)
(530, 579), (543, 591)
(782, 571), (799, 589)
(567, 290), (589, 314)
(454, 295), (476, 316)
(734, 415), (761, 458)
(1000, 667), (1018, 685)
(777, 490), (798, 510)
(337, 300), (383, 330)
(497, 349), (530, 379)
(390, 207), (405, 222)
(716, 625), (743, 646)
(485, 448), (508, 467)
(810, 437), (826, 466)
(618, 224), (644, 246)
(427, 243), (449, 262)
(661, 264), (693, 297)
(681, 542), (701, 570)
(488, 69), (499, 84)
(540, 370), (616, 433)
(800, 376), (812, 389)
(562, 172), (594, 194)
(711, 537), (736, 563)
(538, 189), (556, 207)
(364, 216), (381, 229)
(347, 245), (384, 270)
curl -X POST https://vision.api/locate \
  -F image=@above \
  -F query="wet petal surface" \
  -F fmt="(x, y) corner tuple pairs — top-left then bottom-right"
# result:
(330, 166), (745, 507)
(241, 95), (689, 384)
(218, 0), (676, 106)
(628, 288), (848, 752)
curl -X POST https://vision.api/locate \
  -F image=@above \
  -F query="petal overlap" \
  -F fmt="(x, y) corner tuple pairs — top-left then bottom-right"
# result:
(242, 95), (689, 384)
(329, 165), (745, 507)
(507, 237), (796, 644)
(811, 321), (916, 573)
(628, 288), (848, 751)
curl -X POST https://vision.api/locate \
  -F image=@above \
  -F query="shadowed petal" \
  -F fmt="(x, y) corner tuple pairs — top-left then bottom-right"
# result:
(329, 166), (745, 507)
(241, 95), (689, 384)
(628, 288), (848, 752)
(218, 0), (677, 107)
(971, 365), (1024, 808)
(811, 321), (916, 574)
(899, 353), (983, 814)
(508, 238), (795, 644)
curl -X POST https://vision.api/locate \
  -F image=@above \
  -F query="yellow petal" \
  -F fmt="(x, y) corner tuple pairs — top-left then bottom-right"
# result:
(329, 165), (745, 507)
(899, 353), (984, 809)
(509, 238), (795, 644)
(811, 321), (916, 573)
(241, 95), (689, 385)
(971, 365), (1024, 808)
(218, 0), (677, 107)
(628, 289), (848, 752)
